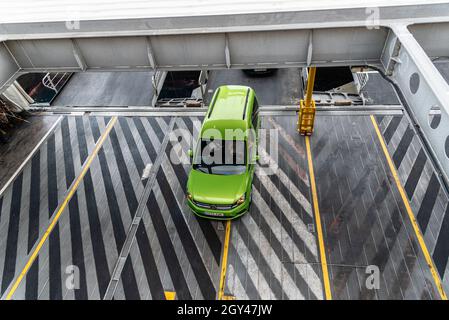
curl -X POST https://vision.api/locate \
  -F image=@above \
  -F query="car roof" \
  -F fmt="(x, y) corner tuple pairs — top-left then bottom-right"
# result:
(208, 85), (251, 120)
(202, 85), (254, 139)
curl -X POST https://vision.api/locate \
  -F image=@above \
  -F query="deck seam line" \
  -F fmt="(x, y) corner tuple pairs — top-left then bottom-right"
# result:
(32, 106), (404, 118)
(370, 115), (448, 300)
(103, 116), (176, 300)
(1, 116), (118, 300)
(38, 105), (404, 112)
(0, 115), (63, 198)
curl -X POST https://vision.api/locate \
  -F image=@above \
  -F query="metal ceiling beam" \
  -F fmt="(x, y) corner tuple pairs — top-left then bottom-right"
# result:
(71, 39), (87, 71)
(224, 33), (231, 69)
(0, 4), (447, 86)
(306, 30), (313, 67)
(0, 26), (389, 74)
(1, 3), (449, 40)
(146, 37), (157, 70)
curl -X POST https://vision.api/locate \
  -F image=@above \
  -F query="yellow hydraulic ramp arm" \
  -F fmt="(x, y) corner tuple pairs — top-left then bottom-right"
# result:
(298, 66), (317, 135)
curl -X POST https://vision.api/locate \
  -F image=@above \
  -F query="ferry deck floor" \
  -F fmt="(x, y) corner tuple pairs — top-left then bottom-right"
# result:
(52, 72), (155, 107)
(205, 69), (303, 105)
(0, 108), (448, 300)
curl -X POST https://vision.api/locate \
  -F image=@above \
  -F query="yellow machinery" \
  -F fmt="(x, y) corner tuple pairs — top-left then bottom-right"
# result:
(298, 67), (317, 135)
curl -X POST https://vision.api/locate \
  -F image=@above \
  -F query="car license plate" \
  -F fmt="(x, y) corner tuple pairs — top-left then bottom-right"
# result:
(205, 212), (224, 217)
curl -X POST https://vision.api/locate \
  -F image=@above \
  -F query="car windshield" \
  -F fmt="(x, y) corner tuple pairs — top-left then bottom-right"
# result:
(193, 139), (246, 175)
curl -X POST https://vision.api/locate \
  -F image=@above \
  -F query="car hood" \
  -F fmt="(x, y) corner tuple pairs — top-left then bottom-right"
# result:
(187, 169), (248, 205)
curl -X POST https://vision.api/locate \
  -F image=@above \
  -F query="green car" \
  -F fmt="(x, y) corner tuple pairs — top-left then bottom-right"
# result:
(186, 85), (260, 220)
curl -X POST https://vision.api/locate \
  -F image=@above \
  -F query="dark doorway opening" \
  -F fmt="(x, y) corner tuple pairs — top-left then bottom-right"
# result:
(17, 73), (72, 104)
(158, 71), (201, 99)
(314, 67), (353, 91)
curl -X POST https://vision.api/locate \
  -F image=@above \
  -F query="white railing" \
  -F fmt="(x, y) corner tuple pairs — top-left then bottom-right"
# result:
(42, 72), (70, 92)
(151, 70), (167, 106)
(354, 72), (370, 93)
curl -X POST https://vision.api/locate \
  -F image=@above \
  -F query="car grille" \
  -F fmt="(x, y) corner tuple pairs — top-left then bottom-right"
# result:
(192, 200), (237, 210)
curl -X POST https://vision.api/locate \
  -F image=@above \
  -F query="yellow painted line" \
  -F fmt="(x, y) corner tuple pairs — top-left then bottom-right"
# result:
(5, 116), (118, 300)
(370, 115), (447, 300)
(164, 291), (176, 300)
(305, 136), (332, 300)
(218, 220), (231, 300)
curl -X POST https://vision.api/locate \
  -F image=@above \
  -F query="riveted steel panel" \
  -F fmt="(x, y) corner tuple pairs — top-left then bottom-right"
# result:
(6, 39), (79, 69)
(227, 30), (309, 66)
(150, 33), (226, 68)
(76, 36), (150, 68)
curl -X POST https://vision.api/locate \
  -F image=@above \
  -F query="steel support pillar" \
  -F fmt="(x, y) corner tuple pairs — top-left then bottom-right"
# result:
(383, 24), (449, 185)
(0, 42), (20, 95)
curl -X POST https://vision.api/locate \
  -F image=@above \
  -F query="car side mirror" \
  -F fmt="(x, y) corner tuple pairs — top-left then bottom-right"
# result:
(187, 149), (193, 158)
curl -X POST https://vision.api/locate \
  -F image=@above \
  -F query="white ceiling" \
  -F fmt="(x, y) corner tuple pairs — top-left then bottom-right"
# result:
(0, 0), (446, 24)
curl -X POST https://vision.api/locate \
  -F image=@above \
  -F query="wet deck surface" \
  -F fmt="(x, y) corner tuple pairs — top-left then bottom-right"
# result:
(311, 115), (440, 299)
(0, 115), (61, 192)
(360, 72), (400, 105)
(224, 115), (322, 300)
(0, 112), (448, 299)
(205, 69), (303, 105)
(52, 72), (154, 107)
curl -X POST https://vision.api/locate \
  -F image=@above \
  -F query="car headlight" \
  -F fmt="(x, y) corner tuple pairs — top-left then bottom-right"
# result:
(236, 194), (246, 205)
(187, 192), (193, 200)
